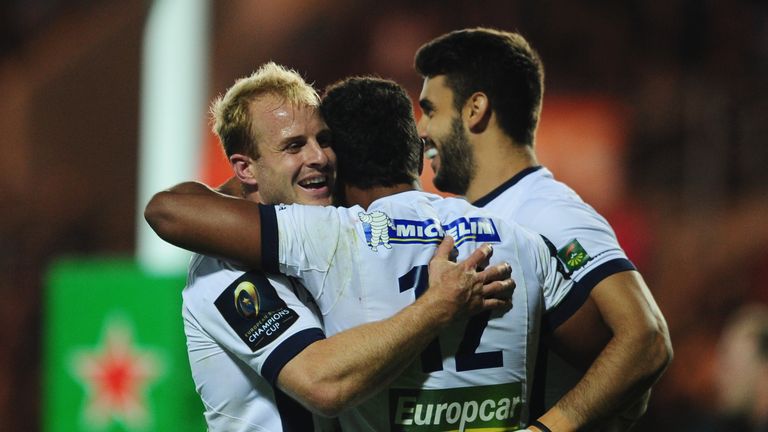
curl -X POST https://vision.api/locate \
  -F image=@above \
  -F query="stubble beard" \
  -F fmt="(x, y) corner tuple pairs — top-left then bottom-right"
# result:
(433, 117), (476, 196)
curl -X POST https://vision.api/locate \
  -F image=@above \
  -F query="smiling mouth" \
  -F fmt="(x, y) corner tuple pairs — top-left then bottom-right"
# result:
(298, 176), (329, 190)
(423, 139), (438, 160)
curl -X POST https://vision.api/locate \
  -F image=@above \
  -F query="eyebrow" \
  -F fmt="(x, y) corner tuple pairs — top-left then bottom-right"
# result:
(279, 126), (332, 145)
(316, 128), (332, 139)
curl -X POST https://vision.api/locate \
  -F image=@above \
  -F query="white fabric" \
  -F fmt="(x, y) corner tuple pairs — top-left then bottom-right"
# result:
(183, 254), (324, 431)
(269, 190), (574, 431)
(478, 167), (632, 410)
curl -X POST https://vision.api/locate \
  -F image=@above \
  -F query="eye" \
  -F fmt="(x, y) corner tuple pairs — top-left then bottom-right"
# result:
(317, 130), (333, 148)
(419, 100), (435, 118)
(285, 140), (305, 153)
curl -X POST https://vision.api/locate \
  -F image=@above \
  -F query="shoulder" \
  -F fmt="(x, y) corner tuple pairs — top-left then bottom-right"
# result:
(185, 256), (300, 310)
(513, 179), (611, 240)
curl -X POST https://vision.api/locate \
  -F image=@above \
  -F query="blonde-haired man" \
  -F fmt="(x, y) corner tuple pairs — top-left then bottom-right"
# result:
(170, 63), (512, 430)
(210, 61), (334, 206)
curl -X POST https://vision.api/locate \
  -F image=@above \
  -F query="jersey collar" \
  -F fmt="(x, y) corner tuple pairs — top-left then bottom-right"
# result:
(471, 165), (543, 207)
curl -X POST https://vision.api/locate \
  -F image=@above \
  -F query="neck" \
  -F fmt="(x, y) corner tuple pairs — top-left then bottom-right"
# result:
(464, 131), (538, 202)
(242, 185), (261, 203)
(345, 182), (418, 209)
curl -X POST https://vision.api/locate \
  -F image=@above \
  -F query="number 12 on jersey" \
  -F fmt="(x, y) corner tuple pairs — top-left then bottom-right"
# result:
(398, 265), (503, 373)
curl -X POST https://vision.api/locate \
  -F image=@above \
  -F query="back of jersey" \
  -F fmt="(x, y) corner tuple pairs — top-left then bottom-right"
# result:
(262, 190), (572, 431)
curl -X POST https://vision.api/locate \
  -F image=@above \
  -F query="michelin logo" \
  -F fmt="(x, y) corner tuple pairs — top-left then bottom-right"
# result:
(359, 211), (396, 251)
(359, 211), (501, 252)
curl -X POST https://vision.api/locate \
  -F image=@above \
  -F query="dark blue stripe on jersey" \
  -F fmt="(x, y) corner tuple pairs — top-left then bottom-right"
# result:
(542, 258), (636, 333)
(529, 337), (549, 420)
(259, 204), (280, 274)
(540, 235), (571, 280)
(274, 387), (314, 431)
(472, 165), (543, 207)
(399, 265), (429, 293)
(262, 327), (325, 386)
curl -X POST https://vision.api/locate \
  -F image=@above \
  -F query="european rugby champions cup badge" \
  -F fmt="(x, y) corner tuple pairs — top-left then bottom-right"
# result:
(557, 239), (590, 272)
(215, 272), (299, 352)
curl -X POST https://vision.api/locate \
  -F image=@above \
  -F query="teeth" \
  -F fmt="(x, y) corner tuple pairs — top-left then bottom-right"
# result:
(425, 148), (438, 160)
(300, 177), (326, 186)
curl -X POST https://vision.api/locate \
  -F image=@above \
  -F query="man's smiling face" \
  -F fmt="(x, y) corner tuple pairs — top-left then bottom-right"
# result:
(248, 95), (336, 206)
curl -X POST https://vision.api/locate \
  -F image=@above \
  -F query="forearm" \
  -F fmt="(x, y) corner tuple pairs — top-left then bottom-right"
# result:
(144, 181), (264, 265)
(538, 330), (668, 430)
(278, 296), (449, 416)
(536, 272), (672, 431)
(278, 239), (508, 416)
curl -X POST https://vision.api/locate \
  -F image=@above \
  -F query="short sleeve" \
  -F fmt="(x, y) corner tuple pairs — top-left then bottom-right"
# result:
(261, 203), (356, 314)
(526, 232), (574, 313)
(519, 200), (636, 331)
(184, 260), (325, 386)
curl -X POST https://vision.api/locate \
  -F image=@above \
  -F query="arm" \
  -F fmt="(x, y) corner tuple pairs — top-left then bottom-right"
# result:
(147, 182), (515, 415)
(279, 236), (513, 416)
(145, 181), (266, 266)
(532, 271), (672, 431)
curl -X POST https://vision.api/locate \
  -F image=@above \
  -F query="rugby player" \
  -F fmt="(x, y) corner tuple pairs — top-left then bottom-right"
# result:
(414, 27), (673, 431)
(146, 76), (577, 431)
(168, 63), (513, 431)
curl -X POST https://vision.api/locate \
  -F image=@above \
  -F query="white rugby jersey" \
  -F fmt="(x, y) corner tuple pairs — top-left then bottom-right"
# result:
(472, 166), (636, 414)
(183, 253), (326, 431)
(259, 190), (574, 431)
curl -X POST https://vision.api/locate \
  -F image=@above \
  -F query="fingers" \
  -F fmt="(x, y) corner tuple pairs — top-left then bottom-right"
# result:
(448, 245), (459, 263)
(477, 261), (512, 284)
(432, 235), (456, 261)
(459, 242), (494, 271)
(480, 297), (513, 312)
(478, 264), (515, 313)
(481, 278), (514, 299)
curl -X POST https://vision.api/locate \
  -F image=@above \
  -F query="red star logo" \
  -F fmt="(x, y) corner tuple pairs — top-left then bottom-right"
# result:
(71, 316), (164, 429)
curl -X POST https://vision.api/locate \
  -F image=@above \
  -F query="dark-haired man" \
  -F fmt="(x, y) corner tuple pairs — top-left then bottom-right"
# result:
(415, 27), (673, 431)
(146, 76), (576, 431)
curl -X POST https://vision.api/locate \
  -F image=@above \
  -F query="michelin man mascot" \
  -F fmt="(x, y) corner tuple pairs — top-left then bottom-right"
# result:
(358, 211), (395, 252)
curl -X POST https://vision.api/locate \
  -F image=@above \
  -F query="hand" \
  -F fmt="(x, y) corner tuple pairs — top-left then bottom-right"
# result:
(424, 236), (514, 322)
(216, 176), (244, 197)
(599, 389), (650, 431)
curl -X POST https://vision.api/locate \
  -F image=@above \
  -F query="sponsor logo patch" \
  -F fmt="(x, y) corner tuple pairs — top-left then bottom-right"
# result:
(215, 271), (298, 352)
(389, 382), (523, 431)
(557, 239), (590, 272)
(360, 213), (502, 252)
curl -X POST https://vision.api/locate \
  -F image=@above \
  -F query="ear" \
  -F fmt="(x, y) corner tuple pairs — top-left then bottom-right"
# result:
(463, 92), (491, 133)
(229, 153), (259, 186)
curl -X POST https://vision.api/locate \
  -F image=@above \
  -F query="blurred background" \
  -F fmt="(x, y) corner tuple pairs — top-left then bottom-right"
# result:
(1, 0), (767, 430)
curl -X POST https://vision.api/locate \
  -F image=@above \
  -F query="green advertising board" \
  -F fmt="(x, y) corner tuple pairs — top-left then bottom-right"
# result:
(43, 258), (206, 432)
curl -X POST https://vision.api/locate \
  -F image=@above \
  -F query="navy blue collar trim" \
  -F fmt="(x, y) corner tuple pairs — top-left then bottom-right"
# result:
(472, 165), (543, 207)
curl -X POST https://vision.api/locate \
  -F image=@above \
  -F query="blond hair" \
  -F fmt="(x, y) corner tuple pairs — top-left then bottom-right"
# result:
(210, 62), (319, 157)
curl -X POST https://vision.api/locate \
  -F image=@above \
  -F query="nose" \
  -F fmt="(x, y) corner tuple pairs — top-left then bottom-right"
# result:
(304, 139), (331, 167)
(416, 115), (428, 139)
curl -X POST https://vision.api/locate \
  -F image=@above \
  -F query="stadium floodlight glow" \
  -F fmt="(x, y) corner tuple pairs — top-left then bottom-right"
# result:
(136, 0), (211, 274)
